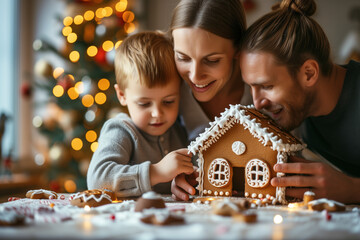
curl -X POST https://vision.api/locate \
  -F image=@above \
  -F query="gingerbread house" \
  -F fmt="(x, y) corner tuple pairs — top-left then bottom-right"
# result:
(188, 104), (305, 204)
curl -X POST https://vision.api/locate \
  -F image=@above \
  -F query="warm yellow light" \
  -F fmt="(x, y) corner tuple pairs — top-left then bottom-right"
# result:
(67, 32), (78, 43)
(98, 78), (110, 91)
(67, 74), (75, 81)
(84, 10), (95, 21)
(63, 16), (73, 26)
(102, 40), (114, 52)
(273, 215), (283, 224)
(75, 82), (84, 94)
(122, 11), (134, 23)
(53, 85), (64, 97)
(95, 92), (107, 105)
(69, 51), (80, 62)
(71, 138), (83, 151)
(91, 142), (98, 152)
(86, 130), (97, 142)
(67, 87), (79, 100)
(82, 94), (94, 107)
(124, 22), (136, 34)
(95, 8), (105, 19)
(115, 0), (127, 12)
(62, 26), (72, 36)
(114, 40), (123, 49)
(104, 6), (113, 17)
(74, 15), (84, 25)
(64, 179), (77, 193)
(87, 46), (98, 57)
(53, 67), (64, 79)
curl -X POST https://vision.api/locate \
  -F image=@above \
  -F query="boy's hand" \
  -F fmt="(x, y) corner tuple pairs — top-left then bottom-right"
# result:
(150, 148), (193, 186)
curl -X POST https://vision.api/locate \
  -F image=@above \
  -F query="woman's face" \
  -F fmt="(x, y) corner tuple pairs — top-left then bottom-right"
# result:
(172, 28), (237, 102)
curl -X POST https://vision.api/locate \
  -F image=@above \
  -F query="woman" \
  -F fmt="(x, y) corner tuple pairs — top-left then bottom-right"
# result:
(169, 0), (252, 200)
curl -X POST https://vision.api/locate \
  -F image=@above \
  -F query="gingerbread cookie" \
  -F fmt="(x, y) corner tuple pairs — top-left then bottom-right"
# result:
(0, 211), (25, 226)
(211, 198), (250, 216)
(26, 189), (58, 199)
(70, 189), (115, 208)
(140, 213), (184, 225)
(135, 191), (166, 212)
(308, 198), (346, 212)
(233, 212), (257, 223)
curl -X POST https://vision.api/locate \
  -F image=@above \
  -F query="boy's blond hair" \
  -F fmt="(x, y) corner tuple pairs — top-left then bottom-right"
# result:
(115, 31), (179, 90)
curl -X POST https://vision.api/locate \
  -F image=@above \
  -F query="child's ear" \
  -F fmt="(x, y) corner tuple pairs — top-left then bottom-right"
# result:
(114, 84), (127, 106)
(299, 59), (319, 87)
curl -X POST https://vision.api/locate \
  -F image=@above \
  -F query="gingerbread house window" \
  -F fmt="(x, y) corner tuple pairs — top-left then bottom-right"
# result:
(208, 158), (230, 187)
(246, 159), (270, 188)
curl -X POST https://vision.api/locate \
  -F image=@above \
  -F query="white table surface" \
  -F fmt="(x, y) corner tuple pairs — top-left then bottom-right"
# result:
(0, 194), (359, 240)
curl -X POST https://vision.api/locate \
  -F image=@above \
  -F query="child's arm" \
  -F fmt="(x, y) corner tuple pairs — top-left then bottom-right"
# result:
(149, 148), (193, 186)
(86, 115), (153, 197)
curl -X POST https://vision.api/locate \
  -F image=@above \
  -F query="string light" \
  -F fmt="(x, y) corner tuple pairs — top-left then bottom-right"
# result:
(87, 46), (98, 57)
(98, 78), (110, 90)
(122, 11), (135, 23)
(53, 67), (64, 79)
(102, 40), (114, 52)
(103, 7), (113, 17)
(63, 16), (73, 26)
(71, 138), (83, 151)
(53, 85), (64, 97)
(64, 179), (77, 193)
(114, 40), (122, 49)
(67, 87), (79, 100)
(84, 10), (95, 21)
(82, 94), (94, 107)
(91, 142), (98, 152)
(62, 26), (72, 37)
(95, 92), (107, 105)
(95, 8), (105, 19)
(69, 51), (80, 62)
(75, 82), (84, 94)
(74, 15), (84, 25)
(124, 22), (136, 34)
(67, 32), (78, 43)
(85, 130), (97, 142)
(115, 0), (128, 12)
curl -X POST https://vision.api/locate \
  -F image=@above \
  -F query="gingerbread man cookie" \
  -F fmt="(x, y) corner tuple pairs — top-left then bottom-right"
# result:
(70, 189), (116, 208)
(308, 198), (346, 212)
(26, 189), (58, 199)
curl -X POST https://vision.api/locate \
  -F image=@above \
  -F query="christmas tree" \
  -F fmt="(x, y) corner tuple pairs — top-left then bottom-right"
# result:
(30, 0), (136, 193)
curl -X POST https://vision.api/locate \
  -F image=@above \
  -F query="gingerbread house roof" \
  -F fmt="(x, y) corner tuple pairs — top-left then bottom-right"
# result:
(188, 104), (305, 154)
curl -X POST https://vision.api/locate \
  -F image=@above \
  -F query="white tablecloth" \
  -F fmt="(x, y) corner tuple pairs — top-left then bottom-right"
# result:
(0, 195), (359, 240)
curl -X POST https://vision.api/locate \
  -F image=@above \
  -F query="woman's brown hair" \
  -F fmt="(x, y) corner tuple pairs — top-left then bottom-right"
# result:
(242, 0), (332, 78)
(169, 0), (246, 48)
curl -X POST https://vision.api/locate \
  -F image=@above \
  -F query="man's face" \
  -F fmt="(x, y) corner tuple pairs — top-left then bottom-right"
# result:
(239, 51), (311, 131)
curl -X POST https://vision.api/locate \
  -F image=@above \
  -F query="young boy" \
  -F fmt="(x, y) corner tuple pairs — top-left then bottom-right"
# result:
(87, 31), (193, 197)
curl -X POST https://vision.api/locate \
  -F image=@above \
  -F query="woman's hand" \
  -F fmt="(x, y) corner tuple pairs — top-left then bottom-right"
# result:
(271, 156), (360, 204)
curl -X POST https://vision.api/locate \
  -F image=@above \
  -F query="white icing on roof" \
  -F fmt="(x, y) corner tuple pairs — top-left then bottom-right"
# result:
(188, 104), (305, 154)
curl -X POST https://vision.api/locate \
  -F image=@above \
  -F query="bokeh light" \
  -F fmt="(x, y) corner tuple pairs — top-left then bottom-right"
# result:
(53, 85), (64, 97)
(98, 78), (110, 91)
(82, 94), (94, 107)
(69, 51), (80, 62)
(84, 10), (95, 21)
(91, 142), (99, 152)
(74, 15), (84, 25)
(115, 0), (128, 12)
(71, 138), (83, 151)
(102, 40), (114, 52)
(85, 130), (97, 142)
(87, 46), (98, 57)
(63, 16), (73, 26)
(95, 92), (107, 105)
(53, 67), (64, 79)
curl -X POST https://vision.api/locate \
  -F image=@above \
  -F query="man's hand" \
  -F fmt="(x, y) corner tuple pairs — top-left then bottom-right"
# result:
(271, 156), (360, 204)
(171, 167), (198, 201)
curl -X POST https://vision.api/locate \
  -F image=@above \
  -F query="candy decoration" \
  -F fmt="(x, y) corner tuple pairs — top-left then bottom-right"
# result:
(110, 214), (116, 221)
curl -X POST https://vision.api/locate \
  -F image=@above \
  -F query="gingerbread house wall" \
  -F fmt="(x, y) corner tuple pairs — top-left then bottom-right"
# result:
(201, 123), (278, 198)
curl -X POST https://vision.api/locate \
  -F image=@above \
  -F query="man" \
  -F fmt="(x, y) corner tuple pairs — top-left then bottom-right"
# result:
(239, 0), (360, 203)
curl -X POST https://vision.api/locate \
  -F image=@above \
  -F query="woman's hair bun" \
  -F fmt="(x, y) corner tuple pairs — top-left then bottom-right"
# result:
(278, 0), (316, 17)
